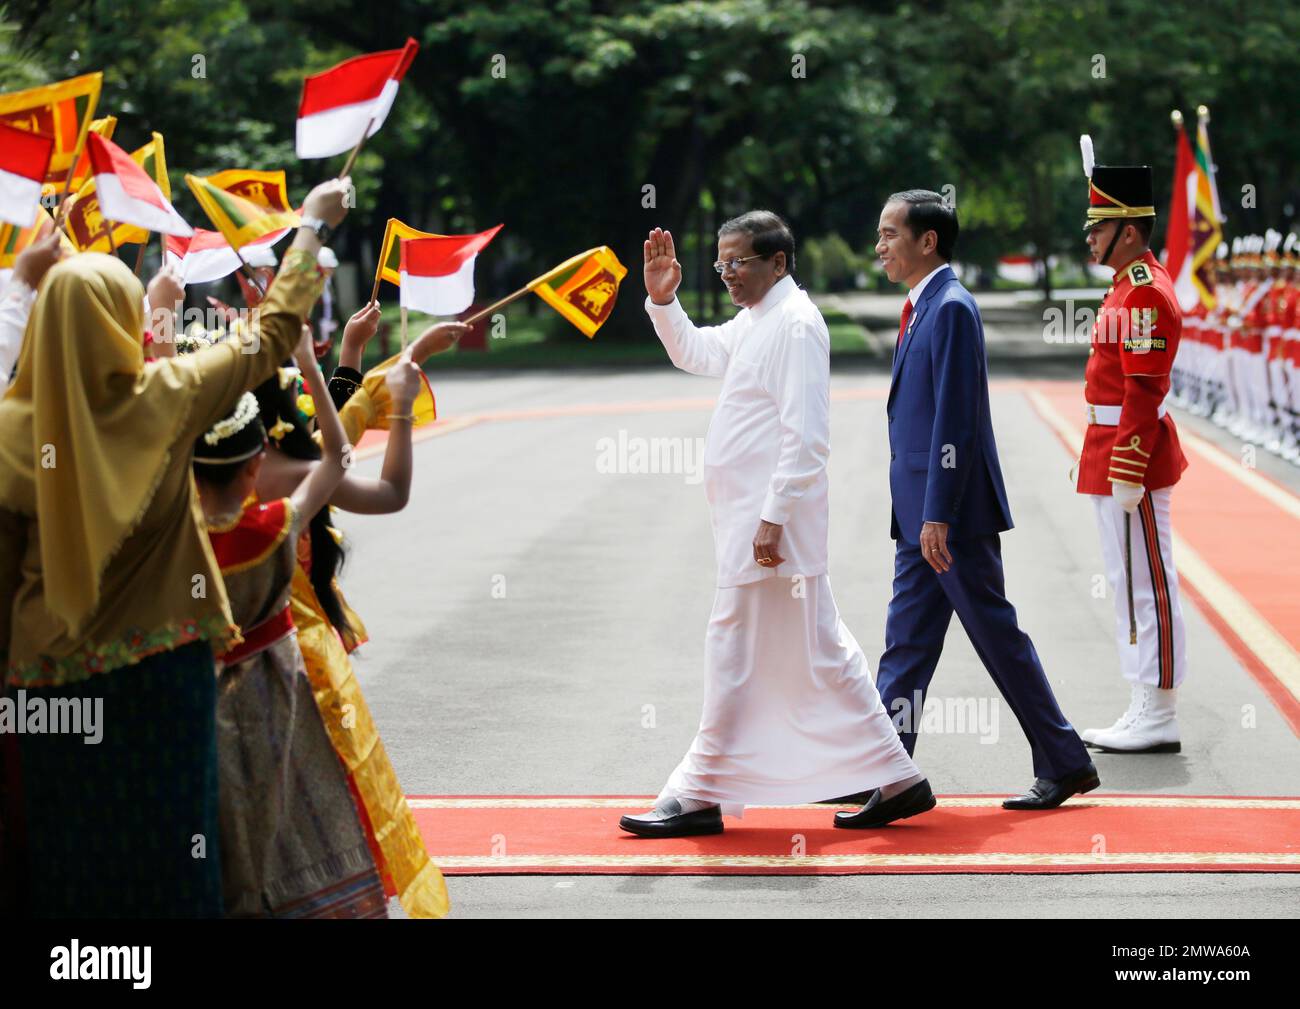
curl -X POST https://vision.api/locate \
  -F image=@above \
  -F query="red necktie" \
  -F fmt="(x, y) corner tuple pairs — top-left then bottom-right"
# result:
(898, 298), (913, 345)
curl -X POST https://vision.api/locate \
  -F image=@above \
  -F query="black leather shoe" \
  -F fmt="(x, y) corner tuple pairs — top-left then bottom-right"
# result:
(834, 779), (935, 829)
(618, 800), (724, 838)
(817, 790), (877, 805)
(1002, 762), (1100, 810)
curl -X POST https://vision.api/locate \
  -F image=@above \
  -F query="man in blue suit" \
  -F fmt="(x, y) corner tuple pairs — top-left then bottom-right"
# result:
(835, 190), (1098, 827)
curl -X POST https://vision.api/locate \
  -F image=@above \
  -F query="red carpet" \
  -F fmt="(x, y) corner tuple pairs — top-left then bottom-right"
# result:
(408, 794), (1300, 875)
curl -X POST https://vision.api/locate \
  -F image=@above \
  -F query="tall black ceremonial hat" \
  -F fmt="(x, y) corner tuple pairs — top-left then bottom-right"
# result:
(1084, 165), (1156, 231)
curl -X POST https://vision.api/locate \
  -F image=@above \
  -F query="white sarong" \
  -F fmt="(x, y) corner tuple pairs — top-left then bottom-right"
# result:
(657, 573), (920, 819)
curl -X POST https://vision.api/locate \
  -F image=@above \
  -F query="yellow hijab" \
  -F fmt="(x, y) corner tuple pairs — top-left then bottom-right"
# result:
(0, 253), (201, 637)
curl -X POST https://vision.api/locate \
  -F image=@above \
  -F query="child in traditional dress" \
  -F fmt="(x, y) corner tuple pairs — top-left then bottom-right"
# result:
(251, 306), (464, 918)
(192, 323), (406, 917)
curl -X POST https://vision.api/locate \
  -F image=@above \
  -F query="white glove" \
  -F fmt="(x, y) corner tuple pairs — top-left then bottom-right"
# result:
(1112, 481), (1144, 514)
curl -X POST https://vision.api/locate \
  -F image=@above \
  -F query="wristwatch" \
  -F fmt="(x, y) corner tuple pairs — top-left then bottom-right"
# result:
(300, 215), (333, 244)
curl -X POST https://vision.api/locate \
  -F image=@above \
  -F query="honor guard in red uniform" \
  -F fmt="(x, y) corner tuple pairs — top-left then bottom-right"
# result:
(1174, 257), (1209, 415)
(1282, 235), (1300, 463)
(1075, 141), (1189, 753)
(1238, 235), (1272, 442)
(1262, 232), (1300, 460)
(1206, 241), (1231, 420)
(1217, 238), (1244, 426)
(1262, 230), (1289, 451)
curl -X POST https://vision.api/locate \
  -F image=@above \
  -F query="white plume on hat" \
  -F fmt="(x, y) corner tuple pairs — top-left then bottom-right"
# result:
(1079, 135), (1095, 179)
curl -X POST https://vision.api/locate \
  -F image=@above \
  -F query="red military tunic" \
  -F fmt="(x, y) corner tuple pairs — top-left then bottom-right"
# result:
(1265, 277), (1296, 365)
(1285, 280), (1300, 368)
(1077, 250), (1189, 495)
(1239, 280), (1268, 353)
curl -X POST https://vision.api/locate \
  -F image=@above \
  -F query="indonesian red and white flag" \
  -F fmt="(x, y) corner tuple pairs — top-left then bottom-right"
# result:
(398, 224), (502, 315)
(0, 123), (54, 227)
(87, 132), (191, 237)
(164, 226), (289, 285)
(296, 38), (419, 159)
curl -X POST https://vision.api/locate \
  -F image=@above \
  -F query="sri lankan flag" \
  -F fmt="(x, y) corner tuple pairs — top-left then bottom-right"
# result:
(1188, 108), (1224, 309)
(1166, 107), (1224, 312)
(185, 169), (300, 250)
(0, 73), (103, 186)
(0, 206), (76, 269)
(65, 131), (171, 252)
(529, 247), (627, 338)
(373, 217), (440, 290)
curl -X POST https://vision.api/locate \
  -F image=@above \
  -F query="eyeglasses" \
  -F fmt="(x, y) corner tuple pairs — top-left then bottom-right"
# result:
(713, 254), (768, 275)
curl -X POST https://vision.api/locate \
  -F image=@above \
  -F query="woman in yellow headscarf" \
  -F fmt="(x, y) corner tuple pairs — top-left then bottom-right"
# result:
(0, 179), (350, 917)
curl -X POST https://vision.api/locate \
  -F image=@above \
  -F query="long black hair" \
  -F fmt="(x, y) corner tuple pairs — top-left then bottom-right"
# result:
(253, 370), (352, 637)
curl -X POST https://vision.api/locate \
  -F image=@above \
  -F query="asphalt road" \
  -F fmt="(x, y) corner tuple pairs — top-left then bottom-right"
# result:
(336, 360), (1300, 919)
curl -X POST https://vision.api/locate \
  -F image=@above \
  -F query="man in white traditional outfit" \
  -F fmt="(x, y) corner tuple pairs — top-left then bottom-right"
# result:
(619, 215), (934, 838)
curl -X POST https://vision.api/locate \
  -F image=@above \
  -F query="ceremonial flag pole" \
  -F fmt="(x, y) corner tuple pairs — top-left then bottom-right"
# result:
(369, 219), (389, 306)
(461, 253), (588, 325)
(133, 238), (148, 276)
(234, 248), (267, 298)
(369, 225), (385, 303)
(400, 305), (408, 350)
(337, 117), (374, 179)
(461, 283), (532, 326)
(52, 146), (85, 227)
(52, 122), (97, 227)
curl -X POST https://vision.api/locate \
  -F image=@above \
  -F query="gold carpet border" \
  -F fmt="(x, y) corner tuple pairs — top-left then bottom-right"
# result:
(431, 852), (1300, 869)
(406, 796), (1300, 810)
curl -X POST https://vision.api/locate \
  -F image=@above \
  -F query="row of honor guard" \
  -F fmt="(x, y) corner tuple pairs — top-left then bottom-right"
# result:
(1172, 231), (1300, 464)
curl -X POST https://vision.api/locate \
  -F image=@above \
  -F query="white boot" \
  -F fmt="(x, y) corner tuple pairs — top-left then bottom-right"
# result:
(1087, 684), (1180, 753)
(1080, 682), (1144, 745)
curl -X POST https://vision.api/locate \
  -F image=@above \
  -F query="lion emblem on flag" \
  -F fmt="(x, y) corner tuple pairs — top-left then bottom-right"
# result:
(567, 272), (618, 322)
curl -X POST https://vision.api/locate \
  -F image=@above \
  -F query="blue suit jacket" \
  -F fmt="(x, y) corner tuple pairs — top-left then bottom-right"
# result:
(887, 269), (1014, 543)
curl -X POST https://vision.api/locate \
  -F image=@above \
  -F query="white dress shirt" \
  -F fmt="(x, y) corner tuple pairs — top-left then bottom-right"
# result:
(645, 274), (830, 587)
(0, 275), (36, 391)
(907, 262), (952, 306)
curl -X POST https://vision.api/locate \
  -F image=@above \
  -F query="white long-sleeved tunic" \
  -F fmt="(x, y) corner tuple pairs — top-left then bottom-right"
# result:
(645, 275), (830, 587)
(0, 274), (35, 391)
